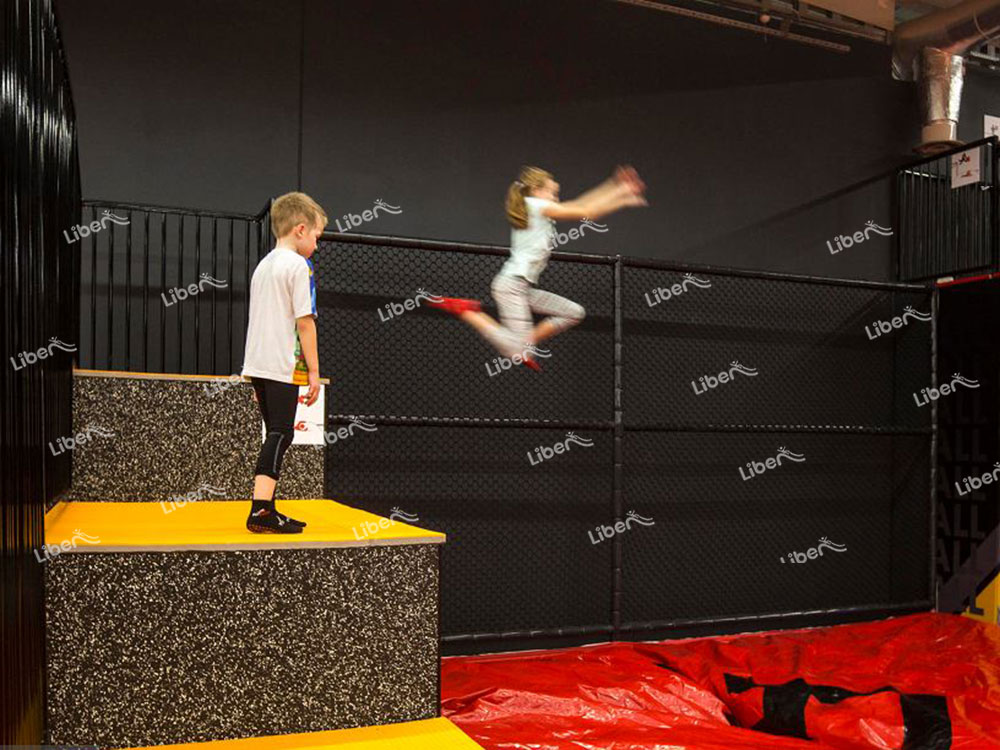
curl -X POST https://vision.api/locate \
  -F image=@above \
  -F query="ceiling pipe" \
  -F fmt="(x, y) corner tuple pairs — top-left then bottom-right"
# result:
(893, 0), (1000, 153)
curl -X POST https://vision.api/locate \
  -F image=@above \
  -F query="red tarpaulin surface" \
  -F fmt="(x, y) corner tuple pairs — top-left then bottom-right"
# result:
(441, 613), (1000, 749)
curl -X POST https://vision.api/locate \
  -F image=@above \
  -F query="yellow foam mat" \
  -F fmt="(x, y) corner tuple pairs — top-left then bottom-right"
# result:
(74, 367), (332, 384)
(964, 569), (1000, 626)
(124, 718), (483, 749)
(45, 499), (444, 552)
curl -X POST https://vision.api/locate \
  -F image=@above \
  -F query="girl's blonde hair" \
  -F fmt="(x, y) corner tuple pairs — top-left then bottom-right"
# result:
(505, 166), (553, 230)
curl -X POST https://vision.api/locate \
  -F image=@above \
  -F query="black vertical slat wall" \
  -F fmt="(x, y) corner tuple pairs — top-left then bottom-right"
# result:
(0, 0), (80, 743)
(896, 136), (998, 282)
(76, 202), (270, 375)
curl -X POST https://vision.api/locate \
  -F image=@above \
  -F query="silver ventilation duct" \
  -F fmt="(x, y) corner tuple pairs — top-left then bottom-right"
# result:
(893, 0), (1000, 153)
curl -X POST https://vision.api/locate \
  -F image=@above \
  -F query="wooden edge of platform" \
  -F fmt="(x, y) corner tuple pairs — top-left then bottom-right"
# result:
(74, 367), (332, 385)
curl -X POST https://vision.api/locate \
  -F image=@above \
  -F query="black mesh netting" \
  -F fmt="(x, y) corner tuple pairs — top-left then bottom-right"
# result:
(314, 239), (613, 423)
(621, 431), (930, 624)
(315, 239), (933, 642)
(326, 424), (613, 636)
(622, 266), (933, 430)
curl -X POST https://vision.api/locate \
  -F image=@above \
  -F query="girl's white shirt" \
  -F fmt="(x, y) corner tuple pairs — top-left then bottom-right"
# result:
(500, 196), (556, 284)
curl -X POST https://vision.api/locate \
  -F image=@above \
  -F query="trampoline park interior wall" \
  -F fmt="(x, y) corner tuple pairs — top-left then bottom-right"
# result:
(73, 202), (937, 654)
(9, 2), (1000, 745)
(70, 138), (1000, 654)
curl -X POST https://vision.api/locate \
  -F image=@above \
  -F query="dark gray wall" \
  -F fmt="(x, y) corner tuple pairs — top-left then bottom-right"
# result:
(57, 0), (1000, 280)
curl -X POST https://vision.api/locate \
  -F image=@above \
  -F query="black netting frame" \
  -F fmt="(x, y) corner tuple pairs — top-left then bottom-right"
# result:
(316, 232), (935, 651)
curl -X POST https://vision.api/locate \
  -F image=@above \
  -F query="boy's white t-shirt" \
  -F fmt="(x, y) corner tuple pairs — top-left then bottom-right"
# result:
(500, 196), (556, 284)
(241, 245), (316, 384)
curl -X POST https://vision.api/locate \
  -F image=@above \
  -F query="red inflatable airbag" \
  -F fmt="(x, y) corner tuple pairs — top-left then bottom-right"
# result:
(442, 613), (1000, 749)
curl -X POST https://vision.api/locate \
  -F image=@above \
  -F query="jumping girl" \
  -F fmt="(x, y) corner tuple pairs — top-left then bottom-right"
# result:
(429, 165), (647, 370)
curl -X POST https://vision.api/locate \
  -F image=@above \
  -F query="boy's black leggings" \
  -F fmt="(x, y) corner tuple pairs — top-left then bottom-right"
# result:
(250, 377), (298, 481)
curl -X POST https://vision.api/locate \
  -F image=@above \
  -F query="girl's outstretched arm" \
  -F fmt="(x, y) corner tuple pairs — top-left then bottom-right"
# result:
(543, 181), (646, 222)
(573, 166), (645, 206)
(572, 176), (621, 207)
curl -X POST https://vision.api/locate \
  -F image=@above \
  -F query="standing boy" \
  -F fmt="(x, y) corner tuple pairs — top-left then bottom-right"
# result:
(241, 192), (326, 533)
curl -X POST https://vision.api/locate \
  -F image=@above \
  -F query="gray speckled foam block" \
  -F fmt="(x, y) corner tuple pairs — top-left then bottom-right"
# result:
(45, 544), (440, 748)
(64, 374), (322, 504)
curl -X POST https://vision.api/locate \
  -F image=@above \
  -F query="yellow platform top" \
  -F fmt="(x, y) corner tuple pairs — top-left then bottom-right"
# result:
(125, 718), (482, 749)
(45, 499), (444, 553)
(73, 367), (332, 385)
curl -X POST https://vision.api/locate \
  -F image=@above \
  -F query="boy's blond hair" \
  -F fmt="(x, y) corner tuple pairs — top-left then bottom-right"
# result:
(270, 192), (328, 239)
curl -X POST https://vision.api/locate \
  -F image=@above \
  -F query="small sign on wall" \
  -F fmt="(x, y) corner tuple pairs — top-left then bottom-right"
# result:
(261, 385), (326, 446)
(984, 114), (1000, 140)
(951, 147), (981, 189)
